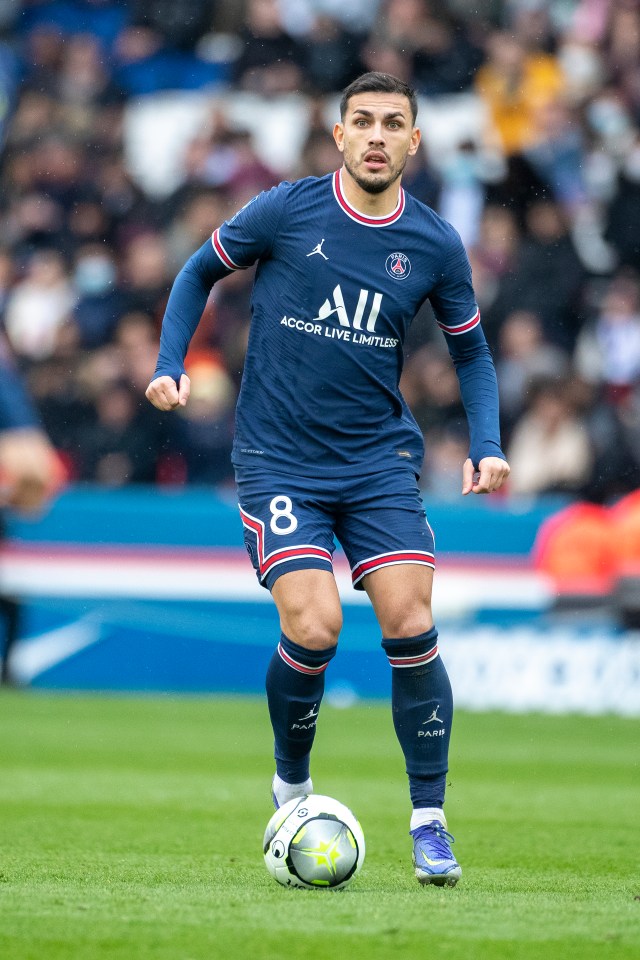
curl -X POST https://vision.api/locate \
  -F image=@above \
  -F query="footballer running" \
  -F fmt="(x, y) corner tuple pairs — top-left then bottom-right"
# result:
(146, 72), (510, 887)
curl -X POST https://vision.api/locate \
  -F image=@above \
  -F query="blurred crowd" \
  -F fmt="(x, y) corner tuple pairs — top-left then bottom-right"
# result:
(0, 0), (640, 502)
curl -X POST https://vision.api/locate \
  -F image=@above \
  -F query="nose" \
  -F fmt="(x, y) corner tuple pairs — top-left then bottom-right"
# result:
(369, 123), (385, 145)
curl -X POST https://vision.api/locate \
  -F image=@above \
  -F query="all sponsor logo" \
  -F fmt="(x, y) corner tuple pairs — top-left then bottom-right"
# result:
(280, 285), (399, 348)
(313, 284), (382, 332)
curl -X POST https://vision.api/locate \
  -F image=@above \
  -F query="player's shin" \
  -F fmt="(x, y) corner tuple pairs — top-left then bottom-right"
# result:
(381, 627), (453, 810)
(265, 632), (337, 789)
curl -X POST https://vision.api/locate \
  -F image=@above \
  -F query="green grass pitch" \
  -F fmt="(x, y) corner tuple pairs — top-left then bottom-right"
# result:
(0, 691), (638, 959)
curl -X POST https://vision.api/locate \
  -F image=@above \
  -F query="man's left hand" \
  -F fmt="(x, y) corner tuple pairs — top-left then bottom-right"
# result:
(462, 456), (510, 496)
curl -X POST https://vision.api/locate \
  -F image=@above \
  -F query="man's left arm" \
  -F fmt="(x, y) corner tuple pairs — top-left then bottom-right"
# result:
(429, 231), (510, 495)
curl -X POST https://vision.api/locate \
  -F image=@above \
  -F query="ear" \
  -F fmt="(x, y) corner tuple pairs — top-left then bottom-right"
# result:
(408, 127), (421, 157)
(333, 122), (345, 153)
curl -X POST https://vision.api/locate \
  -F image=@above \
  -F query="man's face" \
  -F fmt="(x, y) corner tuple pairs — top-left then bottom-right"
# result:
(334, 92), (420, 194)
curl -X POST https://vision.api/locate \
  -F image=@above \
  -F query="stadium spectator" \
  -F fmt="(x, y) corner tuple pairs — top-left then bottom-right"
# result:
(483, 200), (586, 351)
(71, 243), (124, 349)
(278, 0), (384, 35)
(182, 123), (278, 199)
(411, 3), (484, 96)
(523, 99), (589, 215)
(469, 204), (521, 348)
(574, 269), (640, 400)
(475, 32), (565, 158)
(55, 32), (118, 111)
(604, 141), (640, 269)
(296, 124), (346, 180)
(495, 309), (569, 435)
(113, 310), (161, 397)
(128, 0), (214, 53)
(119, 230), (172, 318)
(400, 344), (466, 440)
(233, 0), (305, 95)
(507, 376), (594, 497)
(437, 140), (487, 248)
(25, 353), (93, 476)
(296, 15), (363, 95)
(570, 376), (640, 502)
(75, 379), (161, 485)
(4, 248), (75, 360)
(18, 0), (128, 54)
(165, 188), (228, 272)
(360, 0), (483, 92)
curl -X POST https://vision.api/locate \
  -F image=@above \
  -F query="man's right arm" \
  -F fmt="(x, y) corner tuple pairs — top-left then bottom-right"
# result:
(146, 240), (231, 411)
(147, 181), (289, 412)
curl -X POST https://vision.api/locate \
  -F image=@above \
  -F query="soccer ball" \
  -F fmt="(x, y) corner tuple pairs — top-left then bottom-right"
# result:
(263, 794), (365, 890)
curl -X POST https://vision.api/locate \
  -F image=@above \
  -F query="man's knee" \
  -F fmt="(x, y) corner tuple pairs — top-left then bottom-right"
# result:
(378, 601), (433, 640)
(272, 570), (343, 650)
(364, 565), (434, 638)
(282, 602), (342, 649)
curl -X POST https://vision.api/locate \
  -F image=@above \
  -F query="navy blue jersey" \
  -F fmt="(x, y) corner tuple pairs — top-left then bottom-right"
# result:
(155, 171), (504, 476)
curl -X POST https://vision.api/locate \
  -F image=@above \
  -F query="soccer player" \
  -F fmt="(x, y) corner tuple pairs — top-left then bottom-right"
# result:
(146, 72), (510, 887)
(0, 339), (62, 683)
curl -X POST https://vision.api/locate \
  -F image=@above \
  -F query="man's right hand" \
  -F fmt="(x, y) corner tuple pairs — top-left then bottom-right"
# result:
(145, 374), (191, 411)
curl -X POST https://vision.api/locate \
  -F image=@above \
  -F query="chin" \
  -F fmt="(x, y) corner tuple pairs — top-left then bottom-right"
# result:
(354, 170), (395, 195)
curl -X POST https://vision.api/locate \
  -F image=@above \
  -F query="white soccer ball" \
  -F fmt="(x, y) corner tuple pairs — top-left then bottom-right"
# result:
(263, 794), (365, 890)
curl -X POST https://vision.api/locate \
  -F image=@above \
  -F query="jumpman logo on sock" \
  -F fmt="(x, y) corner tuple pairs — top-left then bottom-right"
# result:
(297, 704), (319, 721)
(423, 706), (444, 724)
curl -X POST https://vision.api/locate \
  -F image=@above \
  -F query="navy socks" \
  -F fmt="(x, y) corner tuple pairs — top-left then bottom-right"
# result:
(381, 627), (453, 809)
(266, 627), (451, 808)
(265, 633), (337, 784)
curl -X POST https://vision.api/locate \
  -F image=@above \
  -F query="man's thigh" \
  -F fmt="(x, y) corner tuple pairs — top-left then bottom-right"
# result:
(363, 563), (434, 638)
(271, 569), (343, 649)
(335, 466), (436, 590)
(235, 468), (338, 590)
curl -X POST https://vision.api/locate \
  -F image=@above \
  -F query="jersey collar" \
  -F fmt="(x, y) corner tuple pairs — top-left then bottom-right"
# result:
(332, 169), (405, 227)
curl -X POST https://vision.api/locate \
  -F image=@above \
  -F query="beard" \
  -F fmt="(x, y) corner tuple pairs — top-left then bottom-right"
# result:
(343, 152), (407, 195)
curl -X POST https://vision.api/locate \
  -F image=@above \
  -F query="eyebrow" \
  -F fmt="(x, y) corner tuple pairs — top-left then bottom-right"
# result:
(351, 109), (407, 121)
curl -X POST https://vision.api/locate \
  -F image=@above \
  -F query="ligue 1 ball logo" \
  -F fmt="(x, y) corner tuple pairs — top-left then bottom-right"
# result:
(385, 252), (411, 280)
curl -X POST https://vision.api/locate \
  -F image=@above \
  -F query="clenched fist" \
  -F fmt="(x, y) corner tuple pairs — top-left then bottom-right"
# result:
(145, 374), (191, 411)
(461, 456), (510, 495)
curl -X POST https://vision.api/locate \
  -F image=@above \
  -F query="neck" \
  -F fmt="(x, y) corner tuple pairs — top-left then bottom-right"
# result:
(339, 165), (402, 216)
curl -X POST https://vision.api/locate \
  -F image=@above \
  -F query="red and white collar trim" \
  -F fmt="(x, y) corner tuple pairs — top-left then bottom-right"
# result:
(332, 170), (405, 227)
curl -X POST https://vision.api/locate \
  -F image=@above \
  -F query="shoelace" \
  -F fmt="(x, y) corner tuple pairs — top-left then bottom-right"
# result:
(411, 822), (456, 859)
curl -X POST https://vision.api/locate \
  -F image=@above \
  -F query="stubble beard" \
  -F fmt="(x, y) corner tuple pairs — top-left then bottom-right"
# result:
(343, 152), (407, 195)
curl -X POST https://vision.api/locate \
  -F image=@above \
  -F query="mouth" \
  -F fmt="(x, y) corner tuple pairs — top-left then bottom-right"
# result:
(363, 151), (389, 172)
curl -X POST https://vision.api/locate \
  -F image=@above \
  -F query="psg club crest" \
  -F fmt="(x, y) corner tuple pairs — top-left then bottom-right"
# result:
(385, 252), (411, 280)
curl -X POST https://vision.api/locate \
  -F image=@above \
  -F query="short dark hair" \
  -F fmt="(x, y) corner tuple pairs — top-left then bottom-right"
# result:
(340, 72), (418, 124)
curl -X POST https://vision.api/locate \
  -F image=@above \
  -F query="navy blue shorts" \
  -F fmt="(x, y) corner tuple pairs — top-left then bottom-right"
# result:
(235, 465), (435, 591)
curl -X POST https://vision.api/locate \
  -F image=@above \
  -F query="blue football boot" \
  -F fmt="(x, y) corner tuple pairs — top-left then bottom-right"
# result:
(411, 820), (462, 887)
